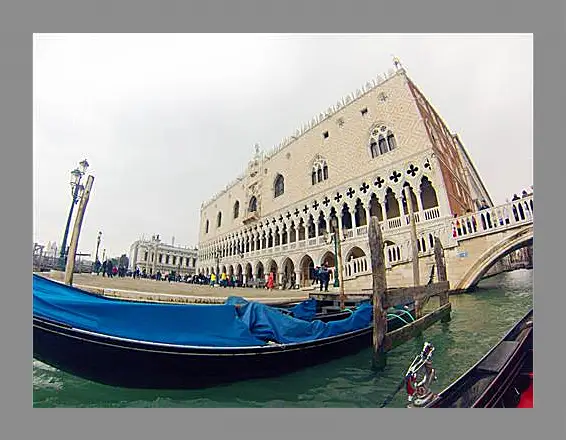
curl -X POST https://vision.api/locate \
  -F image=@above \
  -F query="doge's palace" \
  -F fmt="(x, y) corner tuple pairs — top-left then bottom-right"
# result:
(196, 62), (491, 290)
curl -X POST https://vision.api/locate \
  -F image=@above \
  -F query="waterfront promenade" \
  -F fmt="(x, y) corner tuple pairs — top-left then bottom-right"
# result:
(39, 271), (309, 304)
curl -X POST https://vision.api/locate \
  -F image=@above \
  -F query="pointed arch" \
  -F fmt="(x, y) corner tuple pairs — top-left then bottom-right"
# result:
(385, 188), (400, 219)
(217, 211), (222, 228)
(274, 174), (285, 198)
(369, 193), (383, 221)
(341, 203), (353, 229)
(354, 198), (367, 227)
(386, 130), (397, 151)
(420, 176), (439, 210)
(249, 196), (257, 212)
(233, 200), (240, 219)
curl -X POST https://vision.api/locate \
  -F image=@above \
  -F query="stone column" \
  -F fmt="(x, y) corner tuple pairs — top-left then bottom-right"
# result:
(379, 202), (386, 223)
(294, 270), (301, 289)
(415, 189), (424, 213)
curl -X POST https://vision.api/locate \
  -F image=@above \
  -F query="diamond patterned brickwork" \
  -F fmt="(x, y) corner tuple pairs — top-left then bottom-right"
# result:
(199, 72), (439, 245)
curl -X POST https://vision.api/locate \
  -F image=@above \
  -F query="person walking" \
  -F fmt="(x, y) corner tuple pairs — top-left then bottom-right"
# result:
(266, 271), (275, 291)
(319, 263), (330, 292)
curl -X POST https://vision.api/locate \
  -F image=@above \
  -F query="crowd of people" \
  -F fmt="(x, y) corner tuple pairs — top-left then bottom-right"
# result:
(312, 263), (332, 292)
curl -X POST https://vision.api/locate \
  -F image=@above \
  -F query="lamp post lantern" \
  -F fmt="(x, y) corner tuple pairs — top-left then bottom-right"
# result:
(59, 159), (89, 269)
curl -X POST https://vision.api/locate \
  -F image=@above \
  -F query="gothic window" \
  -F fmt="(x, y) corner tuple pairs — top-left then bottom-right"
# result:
(370, 141), (379, 158)
(274, 174), (285, 198)
(369, 125), (397, 158)
(217, 211), (222, 228)
(205, 220), (209, 234)
(233, 201), (240, 219)
(249, 196), (257, 212)
(311, 156), (329, 185)
(387, 130), (397, 151)
(378, 135), (388, 154)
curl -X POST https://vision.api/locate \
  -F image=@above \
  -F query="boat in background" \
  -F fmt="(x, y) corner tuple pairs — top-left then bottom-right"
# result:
(405, 308), (533, 408)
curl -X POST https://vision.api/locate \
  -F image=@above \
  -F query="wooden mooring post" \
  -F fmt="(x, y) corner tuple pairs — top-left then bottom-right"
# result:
(368, 218), (452, 366)
(368, 217), (388, 368)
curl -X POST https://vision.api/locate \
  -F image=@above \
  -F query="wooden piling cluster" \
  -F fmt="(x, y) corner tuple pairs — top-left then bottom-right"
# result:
(368, 216), (452, 365)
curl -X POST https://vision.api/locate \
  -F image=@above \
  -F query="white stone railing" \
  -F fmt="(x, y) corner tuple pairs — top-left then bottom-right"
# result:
(343, 228), (354, 239)
(388, 217), (403, 229)
(344, 256), (370, 278)
(452, 195), (533, 241)
(386, 244), (403, 264)
(356, 225), (368, 236)
(422, 207), (441, 221)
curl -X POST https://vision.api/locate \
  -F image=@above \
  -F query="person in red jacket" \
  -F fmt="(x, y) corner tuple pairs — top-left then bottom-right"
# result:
(266, 271), (275, 291)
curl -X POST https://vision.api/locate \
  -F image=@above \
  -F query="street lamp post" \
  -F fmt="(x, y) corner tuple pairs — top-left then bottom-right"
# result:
(330, 217), (347, 309)
(59, 159), (89, 270)
(332, 224), (340, 288)
(95, 231), (102, 262)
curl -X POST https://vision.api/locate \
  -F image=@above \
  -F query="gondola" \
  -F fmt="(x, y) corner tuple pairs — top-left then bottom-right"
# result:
(33, 274), (413, 390)
(409, 308), (533, 408)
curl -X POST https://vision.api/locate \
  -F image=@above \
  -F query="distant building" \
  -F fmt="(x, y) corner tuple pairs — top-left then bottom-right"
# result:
(128, 235), (198, 277)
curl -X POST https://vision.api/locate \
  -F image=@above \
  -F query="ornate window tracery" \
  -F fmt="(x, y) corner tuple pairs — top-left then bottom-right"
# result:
(369, 125), (397, 158)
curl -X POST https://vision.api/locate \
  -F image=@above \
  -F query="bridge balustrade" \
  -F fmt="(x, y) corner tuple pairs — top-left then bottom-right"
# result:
(452, 195), (533, 240)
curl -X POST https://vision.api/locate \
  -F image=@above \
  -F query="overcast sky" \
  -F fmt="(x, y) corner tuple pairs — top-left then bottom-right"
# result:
(33, 33), (532, 259)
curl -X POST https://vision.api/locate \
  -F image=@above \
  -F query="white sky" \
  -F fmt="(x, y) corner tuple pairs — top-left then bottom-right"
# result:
(33, 33), (533, 259)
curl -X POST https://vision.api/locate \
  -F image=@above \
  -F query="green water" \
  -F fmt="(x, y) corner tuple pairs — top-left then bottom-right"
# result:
(33, 269), (533, 408)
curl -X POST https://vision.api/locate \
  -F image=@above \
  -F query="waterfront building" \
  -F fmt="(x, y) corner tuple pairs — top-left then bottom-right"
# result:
(196, 62), (493, 290)
(129, 235), (198, 277)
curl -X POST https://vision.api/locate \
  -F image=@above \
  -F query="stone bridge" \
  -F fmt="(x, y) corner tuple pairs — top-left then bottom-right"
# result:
(344, 195), (534, 292)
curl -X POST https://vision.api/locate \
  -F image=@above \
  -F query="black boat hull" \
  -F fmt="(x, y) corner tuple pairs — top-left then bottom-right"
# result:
(33, 317), (373, 389)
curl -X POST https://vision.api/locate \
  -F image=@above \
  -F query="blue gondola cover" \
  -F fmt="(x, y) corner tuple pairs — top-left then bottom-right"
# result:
(33, 275), (373, 347)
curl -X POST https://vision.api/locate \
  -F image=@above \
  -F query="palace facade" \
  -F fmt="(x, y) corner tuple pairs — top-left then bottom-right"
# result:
(129, 235), (198, 277)
(196, 63), (492, 289)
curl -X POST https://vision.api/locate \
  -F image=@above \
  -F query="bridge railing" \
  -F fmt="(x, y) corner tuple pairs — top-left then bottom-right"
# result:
(452, 195), (533, 240)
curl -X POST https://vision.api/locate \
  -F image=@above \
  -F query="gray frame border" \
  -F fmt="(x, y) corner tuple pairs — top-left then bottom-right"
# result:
(3, 0), (564, 439)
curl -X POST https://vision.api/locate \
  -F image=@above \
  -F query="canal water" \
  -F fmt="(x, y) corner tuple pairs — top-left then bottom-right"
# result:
(33, 269), (533, 408)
